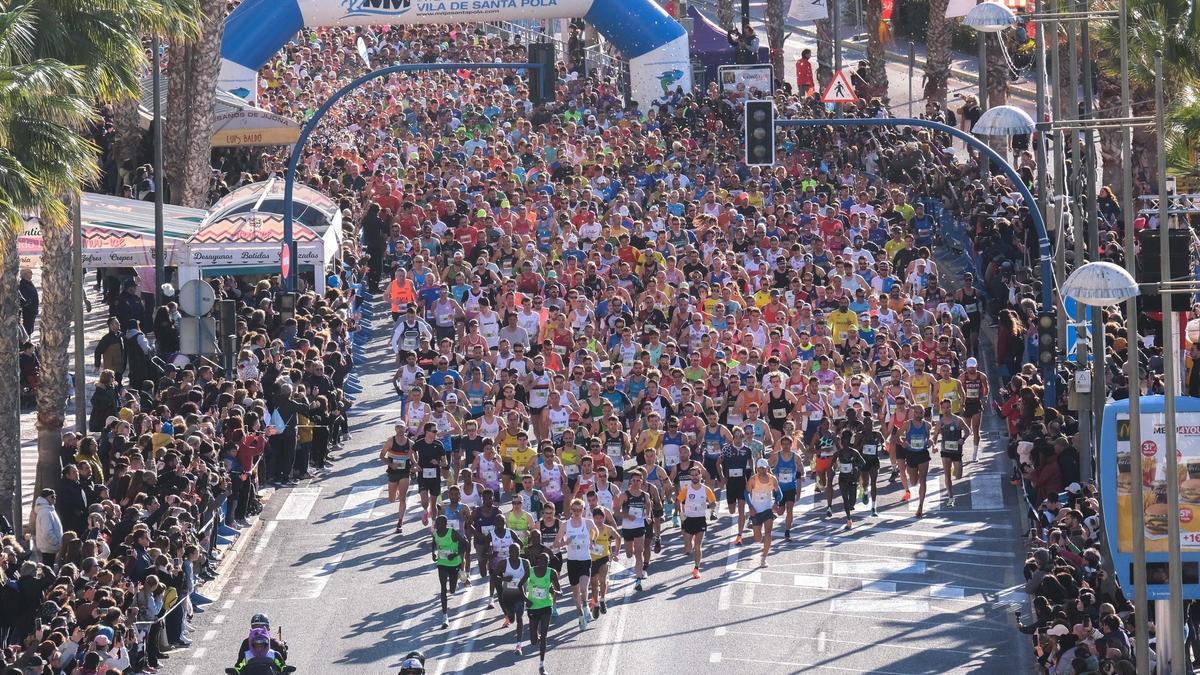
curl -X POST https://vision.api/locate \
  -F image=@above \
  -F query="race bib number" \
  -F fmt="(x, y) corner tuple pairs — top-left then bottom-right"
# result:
(862, 444), (878, 456)
(437, 549), (454, 561)
(590, 543), (604, 557)
(944, 441), (961, 451)
(773, 408), (787, 419)
(402, 336), (418, 350)
(727, 468), (744, 478)
(628, 506), (645, 521)
(778, 470), (795, 484)
(839, 462), (855, 474)
(809, 411), (823, 421)
(504, 580), (520, 592)
(530, 587), (550, 601)
(665, 453), (679, 467)
(564, 464), (580, 477)
(910, 438), (926, 450)
(423, 468), (438, 479)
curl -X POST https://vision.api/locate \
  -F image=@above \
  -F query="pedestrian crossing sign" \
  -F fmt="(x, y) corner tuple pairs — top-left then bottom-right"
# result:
(821, 71), (858, 104)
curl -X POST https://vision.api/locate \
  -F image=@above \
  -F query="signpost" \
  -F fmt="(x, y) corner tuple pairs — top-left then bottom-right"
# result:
(820, 71), (858, 104)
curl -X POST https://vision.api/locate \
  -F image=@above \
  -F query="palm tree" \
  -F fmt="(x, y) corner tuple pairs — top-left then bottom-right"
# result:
(985, 33), (1009, 108)
(1094, 0), (1200, 192)
(164, 0), (224, 208)
(924, 0), (951, 105)
(866, 0), (888, 99)
(14, 0), (198, 503)
(718, 0), (735, 31)
(0, 5), (104, 529)
(766, 0), (787, 79)
(816, 14), (834, 85)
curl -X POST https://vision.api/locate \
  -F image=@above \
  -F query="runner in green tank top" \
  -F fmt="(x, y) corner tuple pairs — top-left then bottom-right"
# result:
(520, 551), (560, 674)
(431, 515), (465, 628)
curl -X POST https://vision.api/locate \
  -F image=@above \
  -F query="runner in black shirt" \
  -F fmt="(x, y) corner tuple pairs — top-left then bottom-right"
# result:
(415, 423), (447, 528)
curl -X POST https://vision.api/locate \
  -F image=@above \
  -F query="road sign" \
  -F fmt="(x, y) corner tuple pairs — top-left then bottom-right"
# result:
(178, 279), (215, 317)
(821, 71), (858, 104)
(280, 241), (291, 281)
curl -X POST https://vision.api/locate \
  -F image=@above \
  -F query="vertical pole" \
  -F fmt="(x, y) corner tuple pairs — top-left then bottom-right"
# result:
(71, 195), (85, 434)
(1156, 51), (1186, 675)
(832, 0), (841, 117)
(1064, 12), (1090, 479)
(152, 35), (165, 310)
(1120, 0), (1149, 661)
(1033, 0), (1051, 282)
(1081, 0), (1105, 466)
(908, 41), (915, 119)
(978, 33), (989, 181)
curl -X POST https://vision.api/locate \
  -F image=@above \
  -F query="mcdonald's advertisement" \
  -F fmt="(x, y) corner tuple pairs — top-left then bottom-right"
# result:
(1115, 412), (1200, 553)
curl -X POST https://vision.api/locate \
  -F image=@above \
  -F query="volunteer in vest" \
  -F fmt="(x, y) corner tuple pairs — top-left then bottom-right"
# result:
(431, 514), (466, 629)
(388, 268), (417, 322)
(380, 423), (414, 534)
(746, 458), (783, 566)
(934, 398), (969, 506)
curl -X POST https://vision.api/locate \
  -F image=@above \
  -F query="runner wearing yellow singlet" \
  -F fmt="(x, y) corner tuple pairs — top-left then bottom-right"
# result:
(908, 359), (936, 413)
(934, 364), (965, 416)
(588, 507), (620, 619)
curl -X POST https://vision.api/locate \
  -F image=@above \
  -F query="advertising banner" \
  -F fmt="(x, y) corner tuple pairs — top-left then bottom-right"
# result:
(1115, 412), (1200, 553)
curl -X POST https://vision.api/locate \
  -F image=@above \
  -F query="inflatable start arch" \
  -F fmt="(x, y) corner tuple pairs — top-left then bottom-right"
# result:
(220, 0), (692, 110)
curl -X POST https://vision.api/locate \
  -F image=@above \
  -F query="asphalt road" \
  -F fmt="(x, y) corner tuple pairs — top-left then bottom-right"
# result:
(160, 290), (1034, 675)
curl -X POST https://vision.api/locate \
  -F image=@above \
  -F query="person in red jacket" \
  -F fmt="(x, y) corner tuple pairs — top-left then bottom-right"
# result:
(795, 49), (815, 96)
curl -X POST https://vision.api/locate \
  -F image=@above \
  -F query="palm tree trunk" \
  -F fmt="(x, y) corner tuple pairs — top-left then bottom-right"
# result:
(717, 0), (735, 31)
(985, 33), (1009, 108)
(766, 0), (786, 78)
(924, 0), (951, 105)
(0, 238), (22, 530)
(865, 0), (888, 98)
(112, 96), (143, 192)
(816, 18), (834, 85)
(34, 204), (72, 497)
(164, 0), (226, 208)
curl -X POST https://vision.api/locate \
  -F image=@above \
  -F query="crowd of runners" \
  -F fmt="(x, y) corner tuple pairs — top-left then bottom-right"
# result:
(2, 10), (1170, 675)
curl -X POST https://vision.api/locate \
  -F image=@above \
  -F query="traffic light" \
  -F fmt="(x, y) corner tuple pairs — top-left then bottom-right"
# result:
(1137, 228), (1193, 312)
(1037, 310), (1057, 369)
(743, 99), (775, 166)
(527, 43), (556, 105)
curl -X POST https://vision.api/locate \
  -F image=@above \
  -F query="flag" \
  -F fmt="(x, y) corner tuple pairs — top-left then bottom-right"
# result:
(788, 0), (828, 22)
(946, 0), (977, 17)
(526, 166), (542, 183)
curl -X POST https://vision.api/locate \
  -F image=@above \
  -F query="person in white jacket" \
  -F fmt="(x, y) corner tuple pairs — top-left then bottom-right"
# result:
(34, 489), (63, 565)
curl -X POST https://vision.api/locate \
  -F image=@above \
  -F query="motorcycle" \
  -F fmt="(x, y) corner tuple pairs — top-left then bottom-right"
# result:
(225, 662), (296, 675)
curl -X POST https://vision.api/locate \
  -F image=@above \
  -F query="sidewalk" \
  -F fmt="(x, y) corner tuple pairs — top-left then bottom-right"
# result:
(690, 0), (1036, 103)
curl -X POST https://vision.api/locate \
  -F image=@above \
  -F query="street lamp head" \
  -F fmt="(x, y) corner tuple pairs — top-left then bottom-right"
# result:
(1062, 261), (1140, 307)
(964, 1), (1019, 32)
(972, 105), (1036, 136)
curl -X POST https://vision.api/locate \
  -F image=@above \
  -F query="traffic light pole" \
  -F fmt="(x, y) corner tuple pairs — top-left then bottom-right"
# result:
(776, 116), (1057, 405)
(282, 62), (544, 292)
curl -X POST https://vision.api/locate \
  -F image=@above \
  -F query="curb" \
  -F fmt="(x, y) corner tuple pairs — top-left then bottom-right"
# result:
(200, 487), (275, 600)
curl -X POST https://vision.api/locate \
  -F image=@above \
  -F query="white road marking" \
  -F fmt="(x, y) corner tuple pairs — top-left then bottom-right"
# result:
(232, 586), (243, 595)
(339, 485), (385, 521)
(716, 537), (741, 611)
(202, 630), (217, 642)
(181, 666), (197, 675)
(971, 472), (1005, 510)
(832, 560), (927, 576)
(718, 654), (946, 673)
(297, 550), (346, 599)
(831, 597), (929, 613)
(727, 569), (762, 584)
(720, 628), (979, 655)
(191, 647), (207, 660)
(709, 652), (723, 663)
(212, 615), (226, 624)
(275, 488), (322, 520)
(931, 585), (966, 599)
(714, 626), (727, 636)
(603, 566), (636, 675)
(254, 521), (279, 553)
(431, 584), (479, 675)
(793, 574), (830, 588)
(817, 631), (827, 653)
(740, 581), (754, 605)
(222, 600), (234, 610)
(861, 580), (896, 593)
(725, 601), (1015, 632)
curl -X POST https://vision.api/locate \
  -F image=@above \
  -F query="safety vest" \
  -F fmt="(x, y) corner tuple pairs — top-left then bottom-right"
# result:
(389, 278), (416, 313)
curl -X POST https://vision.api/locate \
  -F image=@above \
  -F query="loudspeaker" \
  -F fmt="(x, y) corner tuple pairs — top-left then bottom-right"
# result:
(1137, 228), (1192, 312)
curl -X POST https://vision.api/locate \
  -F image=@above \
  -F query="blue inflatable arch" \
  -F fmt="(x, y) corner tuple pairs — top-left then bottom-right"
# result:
(220, 0), (692, 110)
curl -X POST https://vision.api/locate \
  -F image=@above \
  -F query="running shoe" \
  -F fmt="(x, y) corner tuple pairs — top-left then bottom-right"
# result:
(672, 514), (680, 527)
(901, 490), (911, 501)
(735, 534), (743, 545)
(539, 664), (547, 675)
(578, 616), (585, 630)
(441, 619), (449, 629)
(784, 530), (791, 541)
(515, 645), (522, 656)
(654, 537), (662, 553)
(600, 600), (607, 613)
(486, 601), (495, 610)
(946, 496), (957, 507)
(582, 611), (590, 629)
(859, 487), (868, 505)
(709, 511), (717, 521)
(592, 604), (601, 619)
(692, 567), (700, 579)
(871, 507), (879, 517)
(422, 511), (430, 526)
(634, 579), (643, 592)
(824, 507), (833, 518)
(503, 617), (511, 628)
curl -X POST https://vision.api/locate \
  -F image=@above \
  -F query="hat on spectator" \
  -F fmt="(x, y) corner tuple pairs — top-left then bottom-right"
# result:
(1066, 482), (1082, 494)
(105, 416), (121, 428)
(1045, 624), (1070, 637)
(95, 626), (114, 645)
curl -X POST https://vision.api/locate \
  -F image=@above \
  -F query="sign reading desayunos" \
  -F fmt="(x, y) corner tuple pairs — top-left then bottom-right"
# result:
(187, 246), (323, 267)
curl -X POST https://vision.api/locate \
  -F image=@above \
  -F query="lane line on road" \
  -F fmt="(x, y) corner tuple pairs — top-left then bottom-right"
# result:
(816, 631), (827, 653)
(431, 584), (479, 675)
(339, 485), (385, 522)
(716, 536), (741, 611)
(213, 615), (226, 624)
(202, 630), (217, 642)
(276, 488), (322, 520)
(719, 628), (978, 655)
(970, 472), (1006, 510)
(603, 563), (636, 675)
(724, 601), (1016, 633)
(191, 647), (206, 660)
(254, 521), (279, 553)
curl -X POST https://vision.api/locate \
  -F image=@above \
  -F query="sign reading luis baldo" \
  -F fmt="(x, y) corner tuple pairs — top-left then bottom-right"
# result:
(340, 0), (559, 20)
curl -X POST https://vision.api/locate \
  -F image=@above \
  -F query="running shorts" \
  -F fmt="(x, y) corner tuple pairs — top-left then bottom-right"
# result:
(590, 556), (610, 576)
(906, 449), (932, 466)
(964, 399), (982, 417)
(780, 488), (797, 504)
(751, 510), (776, 527)
(418, 476), (441, 496)
(528, 606), (552, 623)
(942, 449), (963, 463)
(566, 558), (591, 586)
(725, 477), (747, 506)
(386, 467), (409, 483)
(682, 516), (707, 535)
(813, 456), (834, 475)
(500, 589), (526, 619)
(620, 526), (645, 541)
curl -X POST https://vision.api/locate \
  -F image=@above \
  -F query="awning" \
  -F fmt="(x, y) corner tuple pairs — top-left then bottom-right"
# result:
(18, 193), (205, 268)
(207, 177), (342, 234)
(139, 80), (300, 147)
(181, 212), (330, 268)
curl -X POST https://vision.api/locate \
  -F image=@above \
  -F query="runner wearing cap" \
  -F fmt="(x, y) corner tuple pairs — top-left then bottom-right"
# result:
(746, 459), (783, 566)
(960, 357), (989, 452)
